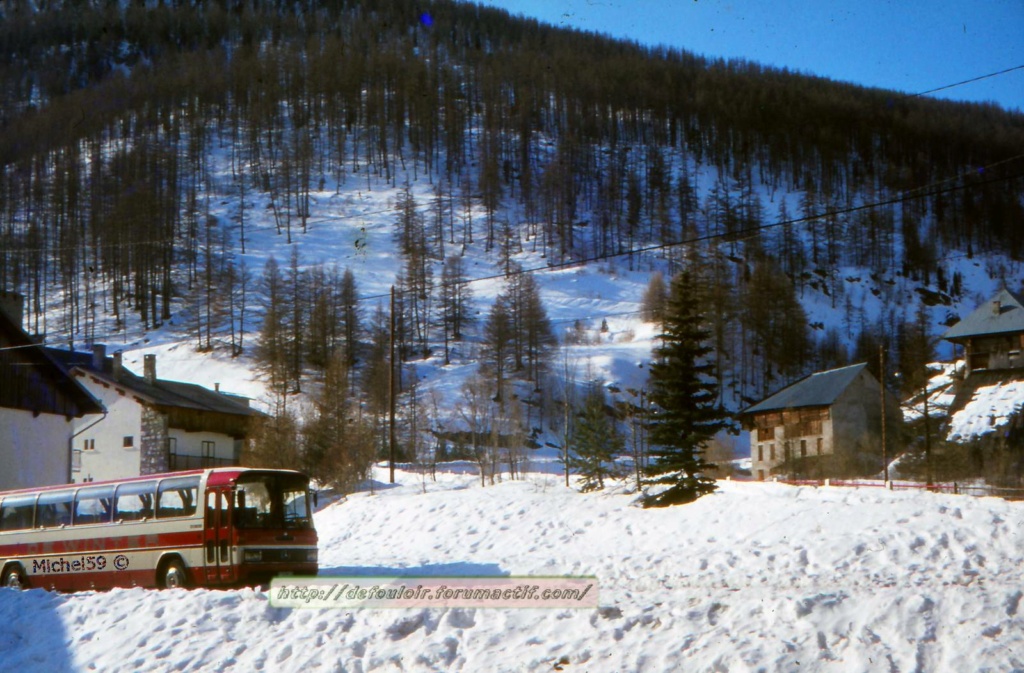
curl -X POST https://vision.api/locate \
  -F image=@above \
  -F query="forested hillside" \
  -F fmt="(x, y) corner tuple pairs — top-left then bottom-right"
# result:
(2, 0), (1024, 480)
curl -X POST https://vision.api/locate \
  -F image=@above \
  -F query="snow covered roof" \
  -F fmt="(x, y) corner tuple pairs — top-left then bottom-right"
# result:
(44, 347), (261, 419)
(741, 363), (868, 416)
(943, 287), (1024, 342)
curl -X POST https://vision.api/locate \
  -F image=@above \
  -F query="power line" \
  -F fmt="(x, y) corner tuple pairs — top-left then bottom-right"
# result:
(910, 64), (1024, 100)
(17, 156), (1024, 347)
(358, 158), (1024, 302)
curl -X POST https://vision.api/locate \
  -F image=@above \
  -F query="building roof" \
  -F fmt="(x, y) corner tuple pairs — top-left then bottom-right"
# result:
(943, 288), (1024, 342)
(0, 308), (103, 418)
(741, 363), (868, 416)
(44, 347), (261, 419)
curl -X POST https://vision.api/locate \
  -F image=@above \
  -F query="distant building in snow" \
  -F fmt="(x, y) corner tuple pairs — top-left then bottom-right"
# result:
(943, 287), (1024, 378)
(0, 292), (103, 490)
(44, 346), (265, 484)
(940, 288), (1024, 483)
(740, 363), (903, 481)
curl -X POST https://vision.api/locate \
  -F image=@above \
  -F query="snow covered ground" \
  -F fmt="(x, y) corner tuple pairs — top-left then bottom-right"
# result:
(3, 468), (1024, 672)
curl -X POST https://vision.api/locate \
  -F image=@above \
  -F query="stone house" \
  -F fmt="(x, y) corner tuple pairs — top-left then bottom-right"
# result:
(741, 363), (903, 481)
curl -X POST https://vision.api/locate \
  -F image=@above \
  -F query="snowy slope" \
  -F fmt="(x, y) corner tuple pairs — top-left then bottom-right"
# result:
(3, 469), (1024, 672)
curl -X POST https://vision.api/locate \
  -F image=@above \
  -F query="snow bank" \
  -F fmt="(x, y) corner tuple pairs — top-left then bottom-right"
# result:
(948, 380), (1024, 442)
(3, 470), (1024, 671)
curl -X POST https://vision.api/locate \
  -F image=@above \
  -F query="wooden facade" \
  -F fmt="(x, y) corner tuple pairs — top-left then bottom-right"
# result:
(944, 289), (1024, 378)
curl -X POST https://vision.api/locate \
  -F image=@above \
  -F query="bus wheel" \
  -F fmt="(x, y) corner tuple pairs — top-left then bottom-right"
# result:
(161, 560), (188, 589)
(3, 565), (25, 590)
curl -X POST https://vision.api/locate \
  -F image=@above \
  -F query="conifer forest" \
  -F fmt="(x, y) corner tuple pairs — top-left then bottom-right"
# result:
(3, 0), (1024, 481)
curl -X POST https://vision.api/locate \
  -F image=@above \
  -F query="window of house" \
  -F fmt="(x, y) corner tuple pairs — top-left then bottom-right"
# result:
(817, 437), (823, 455)
(123, 436), (134, 449)
(800, 439), (807, 458)
(769, 444), (775, 460)
(757, 445), (763, 462)
(202, 440), (216, 459)
(72, 450), (82, 472)
(83, 438), (95, 451)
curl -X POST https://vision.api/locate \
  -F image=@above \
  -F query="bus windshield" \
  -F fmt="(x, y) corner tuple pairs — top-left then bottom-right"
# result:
(234, 472), (312, 530)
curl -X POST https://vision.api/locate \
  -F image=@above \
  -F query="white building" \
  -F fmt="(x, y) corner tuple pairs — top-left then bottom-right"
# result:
(46, 345), (264, 483)
(0, 292), (103, 490)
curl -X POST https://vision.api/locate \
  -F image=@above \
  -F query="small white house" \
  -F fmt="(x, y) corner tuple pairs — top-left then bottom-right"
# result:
(0, 292), (103, 490)
(46, 345), (264, 483)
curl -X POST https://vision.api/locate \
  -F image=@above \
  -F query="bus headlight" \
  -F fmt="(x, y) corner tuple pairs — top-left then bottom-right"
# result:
(243, 550), (263, 563)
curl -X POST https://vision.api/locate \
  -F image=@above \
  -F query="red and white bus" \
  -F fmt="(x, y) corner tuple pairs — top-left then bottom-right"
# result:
(0, 468), (318, 591)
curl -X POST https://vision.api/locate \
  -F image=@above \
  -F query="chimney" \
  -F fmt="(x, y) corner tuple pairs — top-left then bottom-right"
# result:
(0, 291), (24, 327)
(994, 300), (1002, 315)
(214, 382), (220, 392)
(92, 344), (107, 371)
(144, 354), (156, 384)
(112, 351), (124, 381)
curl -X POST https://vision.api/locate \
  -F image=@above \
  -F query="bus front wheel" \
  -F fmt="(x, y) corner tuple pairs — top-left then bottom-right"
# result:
(161, 560), (188, 589)
(3, 565), (25, 590)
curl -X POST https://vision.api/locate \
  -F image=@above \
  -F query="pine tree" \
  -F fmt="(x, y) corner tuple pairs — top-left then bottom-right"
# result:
(302, 352), (375, 492)
(255, 256), (290, 398)
(439, 255), (473, 364)
(639, 271), (668, 323)
(569, 383), (624, 492)
(643, 271), (731, 507)
(482, 294), (514, 399)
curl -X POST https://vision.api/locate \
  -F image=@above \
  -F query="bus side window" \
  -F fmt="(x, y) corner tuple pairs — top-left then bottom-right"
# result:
(37, 492), (73, 528)
(180, 488), (196, 516)
(156, 476), (200, 518)
(115, 482), (156, 521)
(0, 496), (36, 531)
(74, 486), (114, 526)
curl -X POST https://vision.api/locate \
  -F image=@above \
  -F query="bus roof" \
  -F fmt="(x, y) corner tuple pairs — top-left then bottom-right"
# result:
(0, 468), (308, 498)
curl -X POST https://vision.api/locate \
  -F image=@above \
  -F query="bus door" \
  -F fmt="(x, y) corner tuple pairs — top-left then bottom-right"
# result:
(203, 487), (235, 585)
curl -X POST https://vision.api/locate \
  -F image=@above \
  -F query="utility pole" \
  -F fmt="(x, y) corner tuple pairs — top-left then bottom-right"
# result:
(880, 345), (888, 483)
(389, 286), (397, 484)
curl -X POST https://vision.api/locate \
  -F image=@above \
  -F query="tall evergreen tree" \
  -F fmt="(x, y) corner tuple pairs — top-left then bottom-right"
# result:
(644, 271), (731, 507)
(481, 294), (514, 399)
(569, 383), (624, 491)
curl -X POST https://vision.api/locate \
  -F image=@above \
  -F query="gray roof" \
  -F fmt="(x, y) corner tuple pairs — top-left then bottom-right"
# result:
(0, 311), (103, 417)
(741, 363), (868, 416)
(943, 288), (1024, 342)
(44, 348), (261, 418)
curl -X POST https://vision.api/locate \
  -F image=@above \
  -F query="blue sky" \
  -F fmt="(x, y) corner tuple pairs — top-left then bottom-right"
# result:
(474, 0), (1024, 113)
